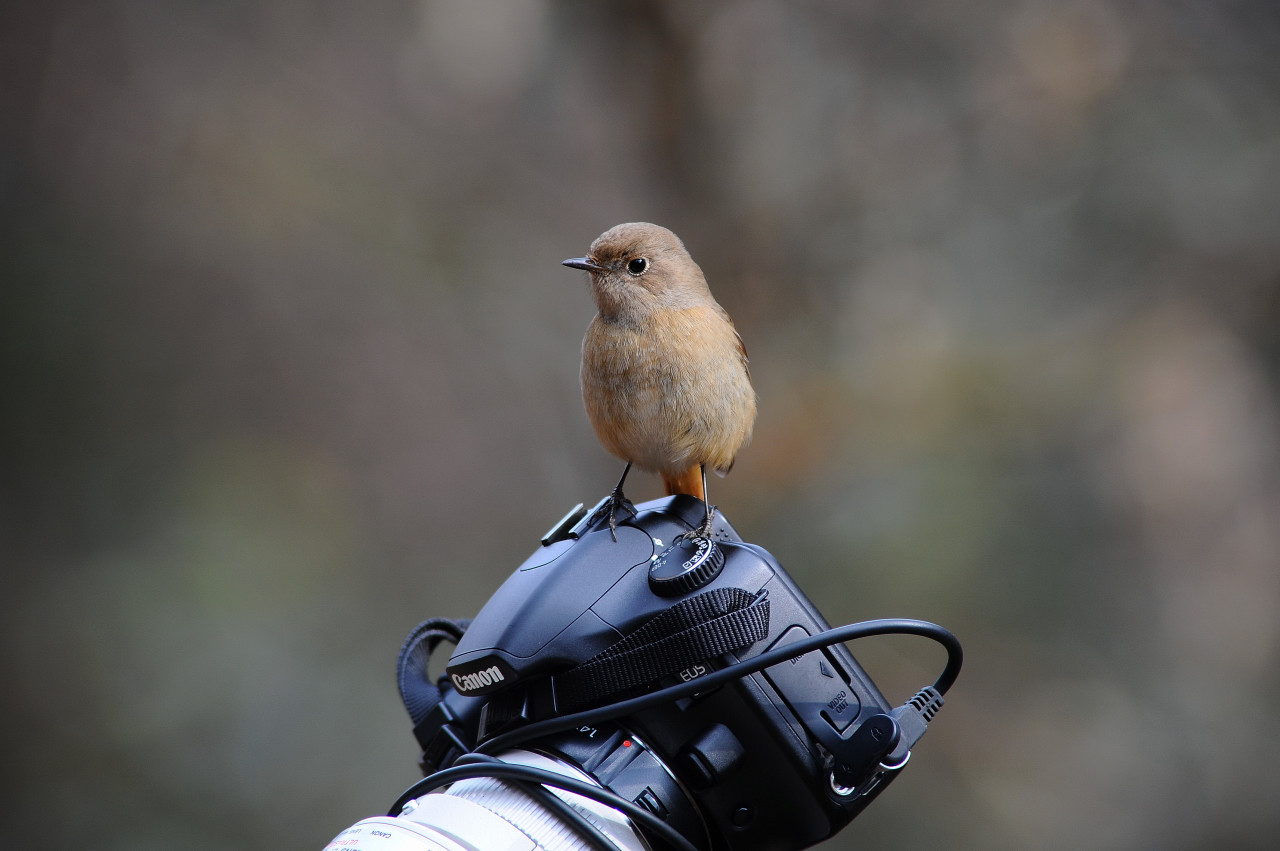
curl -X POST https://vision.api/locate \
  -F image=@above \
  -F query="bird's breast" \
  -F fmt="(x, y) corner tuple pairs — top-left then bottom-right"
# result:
(580, 308), (756, 474)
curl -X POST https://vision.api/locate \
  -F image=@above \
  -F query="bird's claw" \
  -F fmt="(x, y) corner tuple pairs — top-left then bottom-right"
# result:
(677, 505), (717, 543)
(607, 494), (635, 541)
(591, 488), (634, 542)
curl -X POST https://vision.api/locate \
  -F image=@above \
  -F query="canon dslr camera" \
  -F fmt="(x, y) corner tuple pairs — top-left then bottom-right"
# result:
(324, 494), (962, 850)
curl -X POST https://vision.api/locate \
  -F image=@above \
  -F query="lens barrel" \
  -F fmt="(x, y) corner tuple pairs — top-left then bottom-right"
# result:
(324, 750), (652, 851)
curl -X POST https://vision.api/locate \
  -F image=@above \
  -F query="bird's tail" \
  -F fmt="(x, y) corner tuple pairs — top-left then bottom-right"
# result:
(662, 466), (705, 500)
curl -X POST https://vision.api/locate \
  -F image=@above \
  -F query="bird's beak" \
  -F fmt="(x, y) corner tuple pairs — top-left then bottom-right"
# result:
(562, 257), (606, 273)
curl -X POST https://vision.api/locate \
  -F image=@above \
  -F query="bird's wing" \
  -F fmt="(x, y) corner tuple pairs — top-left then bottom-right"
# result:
(735, 328), (750, 380)
(717, 304), (751, 381)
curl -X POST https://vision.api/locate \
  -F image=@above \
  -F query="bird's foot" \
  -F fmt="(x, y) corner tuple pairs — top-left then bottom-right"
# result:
(607, 488), (636, 541)
(677, 505), (717, 543)
(589, 462), (636, 542)
(589, 486), (634, 542)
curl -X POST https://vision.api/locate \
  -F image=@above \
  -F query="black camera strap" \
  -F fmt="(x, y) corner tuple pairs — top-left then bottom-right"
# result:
(397, 617), (472, 725)
(554, 587), (770, 710)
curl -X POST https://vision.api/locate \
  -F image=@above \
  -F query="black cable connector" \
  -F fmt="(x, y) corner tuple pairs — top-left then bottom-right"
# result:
(831, 686), (946, 794)
(885, 686), (945, 764)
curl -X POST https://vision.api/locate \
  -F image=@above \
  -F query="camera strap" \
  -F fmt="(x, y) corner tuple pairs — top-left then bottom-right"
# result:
(554, 587), (771, 710)
(397, 617), (472, 725)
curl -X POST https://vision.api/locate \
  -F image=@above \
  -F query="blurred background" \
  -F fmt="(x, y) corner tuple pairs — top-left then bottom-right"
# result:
(3, 1), (1279, 849)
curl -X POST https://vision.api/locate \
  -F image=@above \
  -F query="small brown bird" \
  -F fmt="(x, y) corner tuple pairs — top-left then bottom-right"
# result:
(563, 222), (757, 539)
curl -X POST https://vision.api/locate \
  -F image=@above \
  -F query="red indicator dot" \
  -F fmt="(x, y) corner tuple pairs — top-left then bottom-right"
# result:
(623, 740), (632, 748)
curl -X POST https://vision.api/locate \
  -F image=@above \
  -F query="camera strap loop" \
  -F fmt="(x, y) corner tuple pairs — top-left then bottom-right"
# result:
(555, 587), (770, 709)
(397, 617), (472, 725)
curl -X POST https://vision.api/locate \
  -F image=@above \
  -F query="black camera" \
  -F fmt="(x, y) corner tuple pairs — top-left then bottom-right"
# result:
(324, 495), (961, 851)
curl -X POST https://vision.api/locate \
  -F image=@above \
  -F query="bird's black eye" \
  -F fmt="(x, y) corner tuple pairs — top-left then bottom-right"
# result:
(626, 257), (649, 276)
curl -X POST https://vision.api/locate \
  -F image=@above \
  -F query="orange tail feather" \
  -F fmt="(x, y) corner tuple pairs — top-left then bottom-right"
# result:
(662, 466), (705, 500)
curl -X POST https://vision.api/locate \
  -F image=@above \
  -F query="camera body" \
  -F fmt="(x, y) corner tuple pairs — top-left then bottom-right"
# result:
(403, 494), (918, 850)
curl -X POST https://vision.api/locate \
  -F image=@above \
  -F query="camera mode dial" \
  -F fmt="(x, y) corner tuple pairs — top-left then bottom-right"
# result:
(648, 536), (725, 596)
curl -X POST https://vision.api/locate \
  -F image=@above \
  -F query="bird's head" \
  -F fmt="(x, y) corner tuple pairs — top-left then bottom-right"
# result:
(563, 222), (712, 322)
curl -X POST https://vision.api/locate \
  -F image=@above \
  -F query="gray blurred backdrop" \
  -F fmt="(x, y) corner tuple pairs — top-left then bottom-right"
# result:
(4, 2), (1280, 849)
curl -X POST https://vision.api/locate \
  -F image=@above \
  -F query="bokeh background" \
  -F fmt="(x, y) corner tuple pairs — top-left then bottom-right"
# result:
(4, 1), (1280, 849)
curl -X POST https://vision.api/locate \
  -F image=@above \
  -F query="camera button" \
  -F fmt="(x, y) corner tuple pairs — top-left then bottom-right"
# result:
(634, 787), (669, 818)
